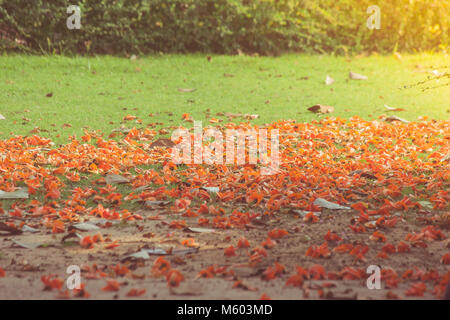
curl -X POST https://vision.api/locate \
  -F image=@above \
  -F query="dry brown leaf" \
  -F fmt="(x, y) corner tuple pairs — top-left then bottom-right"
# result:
(105, 174), (130, 185)
(177, 88), (196, 93)
(349, 72), (368, 80)
(325, 75), (335, 85)
(308, 104), (334, 114)
(149, 138), (175, 149)
(384, 104), (406, 112)
(384, 115), (410, 123)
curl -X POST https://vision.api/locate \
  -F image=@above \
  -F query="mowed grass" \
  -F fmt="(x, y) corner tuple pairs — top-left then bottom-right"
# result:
(0, 53), (449, 143)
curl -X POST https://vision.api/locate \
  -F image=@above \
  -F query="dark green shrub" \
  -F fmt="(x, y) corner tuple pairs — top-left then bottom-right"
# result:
(0, 0), (448, 55)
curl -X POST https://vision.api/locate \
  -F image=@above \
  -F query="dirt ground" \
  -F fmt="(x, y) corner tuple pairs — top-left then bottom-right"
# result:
(1, 207), (448, 300)
(0, 119), (449, 300)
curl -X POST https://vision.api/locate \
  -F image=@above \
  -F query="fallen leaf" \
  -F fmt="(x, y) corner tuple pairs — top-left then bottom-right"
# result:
(11, 239), (42, 249)
(384, 104), (405, 112)
(105, 174), (130, 185)
(308, 104), (334, 114)
(440, 153), (450, 162)
(123, 247), (198, 262)
(149, 138), (175, 149)
(244, 114), (259, 120)
(199, 187), (219, 194)
(122, 250), (151, 261)
(185, 227), (216, 233)
(325, 75), (335, 85)
(21, 225), (39, 233)
(177, 88), (196, 93)
(61, 232), (83, 243)
(144, 200), (171, 208)
(384, 115), (410, 123)
(349, 72), (368, 80)
(0, 222), (23, 235)
(71, 222), (100, 231)
(292, 209), (321, 217)
(0, 188), (29, 199)
(233, 280), (258, 291)
(314, 198), (350, 210)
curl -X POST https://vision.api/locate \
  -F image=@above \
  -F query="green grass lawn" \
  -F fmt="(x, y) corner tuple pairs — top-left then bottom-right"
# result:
(0, 53), (448, 143)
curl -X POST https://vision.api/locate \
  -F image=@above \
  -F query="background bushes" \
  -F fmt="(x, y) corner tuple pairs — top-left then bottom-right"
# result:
(0, 0), (448, 55)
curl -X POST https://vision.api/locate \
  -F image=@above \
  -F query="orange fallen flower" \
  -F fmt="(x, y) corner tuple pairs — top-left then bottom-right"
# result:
(370, 230), (387, 242)
(181, 238), (199, 248)
(324, 230), (342, 242)
(166, 269), (184, 287)
(111, 264), (129, 277)
(405, 282), (427, 297)
(105, 241), (119, 249)
(123, 115), (137, 121)
(309, 264), (326, 280)
(127, 288), (146, 297)
(397, 241), (411, 253)
(441, 253), (450, 265)
(261, 237), (276, 249)
(286, 267), (309, 287)
(92, 233), (104, 243)
(303, 212), (319, 223)
(41, 275), (64, 291)
(102, 280), (121, 292)
(197, 266), (215, 279)
(80, 236), (94, 249)
(237, 237), (250, 249)
(262, 263), (285, 281)
(333, 243), (353, 254)
(305, 242), (331, 259)
(268, 228), (288, 239)
(381, 243), (396, 254)
(260, 293), (271, 300)
(152, 257), (171, 276)
(224, 245), (236, 257)
(73, 283), (90, 298)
